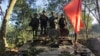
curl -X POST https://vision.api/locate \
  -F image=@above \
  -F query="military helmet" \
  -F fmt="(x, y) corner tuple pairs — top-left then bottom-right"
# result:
(42, 10), (45, 13)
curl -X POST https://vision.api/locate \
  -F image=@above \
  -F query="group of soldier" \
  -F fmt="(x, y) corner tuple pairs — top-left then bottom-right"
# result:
(29, 10), (67, 37)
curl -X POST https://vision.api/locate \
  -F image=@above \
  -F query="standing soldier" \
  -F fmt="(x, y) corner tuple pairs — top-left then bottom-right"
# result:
(39, 10), (48, 35)
(29, 13), (39, 36)
(48, 12), (59, 43)
(58, 13), (69, 36)
(49, 12), (56, 29)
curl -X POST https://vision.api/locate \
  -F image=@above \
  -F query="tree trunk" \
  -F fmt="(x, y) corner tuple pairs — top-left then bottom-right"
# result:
(96, 0), (100, 24)
(0, 0), (17, 55)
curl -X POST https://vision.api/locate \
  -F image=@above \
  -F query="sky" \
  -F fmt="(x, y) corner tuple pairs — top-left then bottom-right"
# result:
(0, 0), (98, 27)
(0, 0), (8, 27)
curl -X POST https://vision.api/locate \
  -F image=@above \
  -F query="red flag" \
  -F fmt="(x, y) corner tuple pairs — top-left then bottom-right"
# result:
(64, 0), (84, 34)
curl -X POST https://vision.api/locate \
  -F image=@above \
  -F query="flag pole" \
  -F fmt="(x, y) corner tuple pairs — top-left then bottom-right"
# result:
(74, 0), (81, 54)
(74, 33), (78, 54)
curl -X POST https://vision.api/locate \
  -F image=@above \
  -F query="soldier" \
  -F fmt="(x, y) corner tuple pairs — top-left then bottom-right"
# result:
(39, 10), (48, 35)
(58, 13), (66, 29)
(49, 12), (56, 29)
(58, 13), (68, 36)
(29, 13), (39, 36)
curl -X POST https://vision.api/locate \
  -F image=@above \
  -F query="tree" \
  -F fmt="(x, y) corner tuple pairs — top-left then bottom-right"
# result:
(83, 0), (100, 24)
(96, 0), (100, 24)
(0, 0), (17, 54)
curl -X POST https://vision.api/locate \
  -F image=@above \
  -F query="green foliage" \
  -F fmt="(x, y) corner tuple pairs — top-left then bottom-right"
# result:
(82, 12), (93, 29)
(11, 0), (34, 43)
(6, 24), (16, 47)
